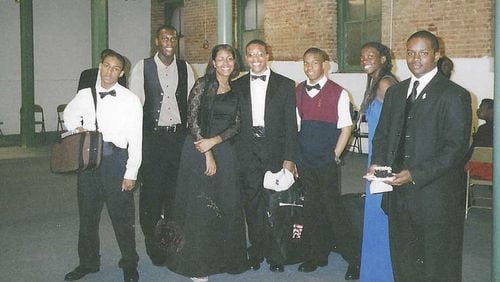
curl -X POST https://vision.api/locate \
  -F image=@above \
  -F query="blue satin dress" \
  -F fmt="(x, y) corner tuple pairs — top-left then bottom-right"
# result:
(360, 99), (394, 282)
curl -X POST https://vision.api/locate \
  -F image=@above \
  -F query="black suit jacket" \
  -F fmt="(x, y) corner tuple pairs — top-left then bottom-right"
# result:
(77, 68), (127, 91)
(372, 72), (472, 222)
(233, 71), (298, 173)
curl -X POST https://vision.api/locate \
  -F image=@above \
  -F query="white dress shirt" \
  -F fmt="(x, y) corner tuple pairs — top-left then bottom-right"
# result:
(250, 68), (271, 127)
(128, 53), (195, 126)
(297, 75), (352, 129)
(407, 67), (438, 99)
(64, 82), (143, 180)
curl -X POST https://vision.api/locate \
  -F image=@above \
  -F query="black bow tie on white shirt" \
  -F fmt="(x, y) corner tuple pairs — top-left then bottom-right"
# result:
(99, 89), (116, 98)
(305, 84), (321, 91)
(251, 75), (267, 81)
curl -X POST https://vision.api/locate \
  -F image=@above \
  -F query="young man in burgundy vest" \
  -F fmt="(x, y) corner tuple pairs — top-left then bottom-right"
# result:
(295, 48), (360, 280)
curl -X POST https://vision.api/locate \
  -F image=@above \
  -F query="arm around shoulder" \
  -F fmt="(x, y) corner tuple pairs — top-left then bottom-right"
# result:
(128, 60), (146, 106)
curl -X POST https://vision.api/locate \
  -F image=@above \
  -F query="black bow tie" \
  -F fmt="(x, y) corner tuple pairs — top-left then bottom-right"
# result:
(99, 89), (116, 98)
(251, 75), (267, 81)
(305, 84), (321, 91)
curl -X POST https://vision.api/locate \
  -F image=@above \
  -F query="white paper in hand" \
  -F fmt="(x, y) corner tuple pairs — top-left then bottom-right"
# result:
(363, 174), (394, 194)
(369, 180), (393, 194)
(263, 168), (295, 192)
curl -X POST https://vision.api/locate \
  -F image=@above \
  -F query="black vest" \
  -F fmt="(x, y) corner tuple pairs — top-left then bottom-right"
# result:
(143, 57), (188, 134)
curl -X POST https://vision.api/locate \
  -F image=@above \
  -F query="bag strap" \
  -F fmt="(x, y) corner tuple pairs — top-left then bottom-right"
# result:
(90, 87), (99, 131)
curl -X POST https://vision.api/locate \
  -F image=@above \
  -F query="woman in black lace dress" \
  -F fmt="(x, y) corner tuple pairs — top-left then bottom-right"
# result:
(165, 44), (247, 281)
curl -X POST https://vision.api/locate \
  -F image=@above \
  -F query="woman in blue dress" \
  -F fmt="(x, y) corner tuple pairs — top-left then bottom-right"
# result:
(359, 42), (398, 282)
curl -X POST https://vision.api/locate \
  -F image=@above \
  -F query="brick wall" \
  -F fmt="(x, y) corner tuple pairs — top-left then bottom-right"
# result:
(383, 0), (493, 58)
(265, 0), (337, 61)
(184, 0), (217, 63)
(152, 0), (493, 63)
(150, 0), (165, 56)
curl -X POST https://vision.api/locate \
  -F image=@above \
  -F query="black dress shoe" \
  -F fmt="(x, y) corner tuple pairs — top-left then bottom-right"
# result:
(298, 260), (328, 272)
(248, 257), (262, 271)
(64, 266), (99, 281)
(269, 263), (284, 272)
(123, 268), (139, 282)
(345, 263), (360, 280)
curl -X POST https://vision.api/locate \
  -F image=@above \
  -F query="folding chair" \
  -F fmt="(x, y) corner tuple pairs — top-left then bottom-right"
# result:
(465, 146), (493, 218)
(56, 104), (67, 134)
(33, 104), (46, 134)
(348, 111), (368, 154)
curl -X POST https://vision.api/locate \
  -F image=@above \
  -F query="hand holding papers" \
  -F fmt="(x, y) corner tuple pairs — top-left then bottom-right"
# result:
(363, 166), (394, 194)
(263, 168), (295, 192)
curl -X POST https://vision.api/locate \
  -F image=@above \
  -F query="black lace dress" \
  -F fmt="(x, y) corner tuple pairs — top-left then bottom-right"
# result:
(166, 77), (248, 277)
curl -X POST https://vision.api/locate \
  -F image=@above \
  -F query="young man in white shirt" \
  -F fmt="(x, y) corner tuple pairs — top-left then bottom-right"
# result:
(64, 49), (143, 282)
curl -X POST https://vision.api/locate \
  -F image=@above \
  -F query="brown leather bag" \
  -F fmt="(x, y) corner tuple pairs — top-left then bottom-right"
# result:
(50, 131), (103, 173)
(50, 87), (103, 173)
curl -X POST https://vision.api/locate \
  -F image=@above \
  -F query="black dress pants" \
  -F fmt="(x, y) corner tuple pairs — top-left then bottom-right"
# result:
(241, 138), (282, 264)
(299, 162), (360, 264)
(77, 148), (138, 270)
(388, 195), (464, 282)
(139, 130), (186, 260)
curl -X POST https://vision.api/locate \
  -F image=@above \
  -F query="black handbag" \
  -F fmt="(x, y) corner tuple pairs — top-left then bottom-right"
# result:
(154, 218), (185, 253)
(267, 179), (306, 265)
(50, 88), (103, 173)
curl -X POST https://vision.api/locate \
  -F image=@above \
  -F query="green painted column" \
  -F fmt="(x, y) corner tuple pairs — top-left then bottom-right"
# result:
(19, 0), (35, 147)
(91, 0), (108, 67)
(217, 0), (233, 44)
(494, 2), (500, 280)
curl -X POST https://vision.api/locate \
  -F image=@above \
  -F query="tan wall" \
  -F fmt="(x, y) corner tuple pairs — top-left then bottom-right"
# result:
(153, 0), (493, 63)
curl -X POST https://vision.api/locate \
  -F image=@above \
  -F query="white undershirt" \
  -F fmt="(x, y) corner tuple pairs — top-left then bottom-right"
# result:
(407, 67), (438, 99)
(250, 68), (271, 127)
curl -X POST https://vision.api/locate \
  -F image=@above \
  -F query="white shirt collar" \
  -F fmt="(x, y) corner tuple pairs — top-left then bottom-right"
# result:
(307, 75), (327, 88)
(304, 75), (327, 98)
(408, 67), (438, 97)
(97, 82), (119, 94)
(250, 68), (271, 80)
(154, 52), (177, 68)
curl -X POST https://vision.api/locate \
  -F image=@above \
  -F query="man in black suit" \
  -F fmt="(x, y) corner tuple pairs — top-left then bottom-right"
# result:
(233, 39), (298, 273)
(369, 31), (472, 281)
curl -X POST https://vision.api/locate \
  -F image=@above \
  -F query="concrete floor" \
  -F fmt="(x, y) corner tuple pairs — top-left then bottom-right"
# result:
(0, 148), (492, 282)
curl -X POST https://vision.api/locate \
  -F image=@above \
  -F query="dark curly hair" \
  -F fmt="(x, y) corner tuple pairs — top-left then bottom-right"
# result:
(204, 44), (240, 81)
(360, 42), (397, 112)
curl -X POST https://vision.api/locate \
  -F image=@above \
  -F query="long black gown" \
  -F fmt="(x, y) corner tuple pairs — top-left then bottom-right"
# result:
(166, 77), (248, 277)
